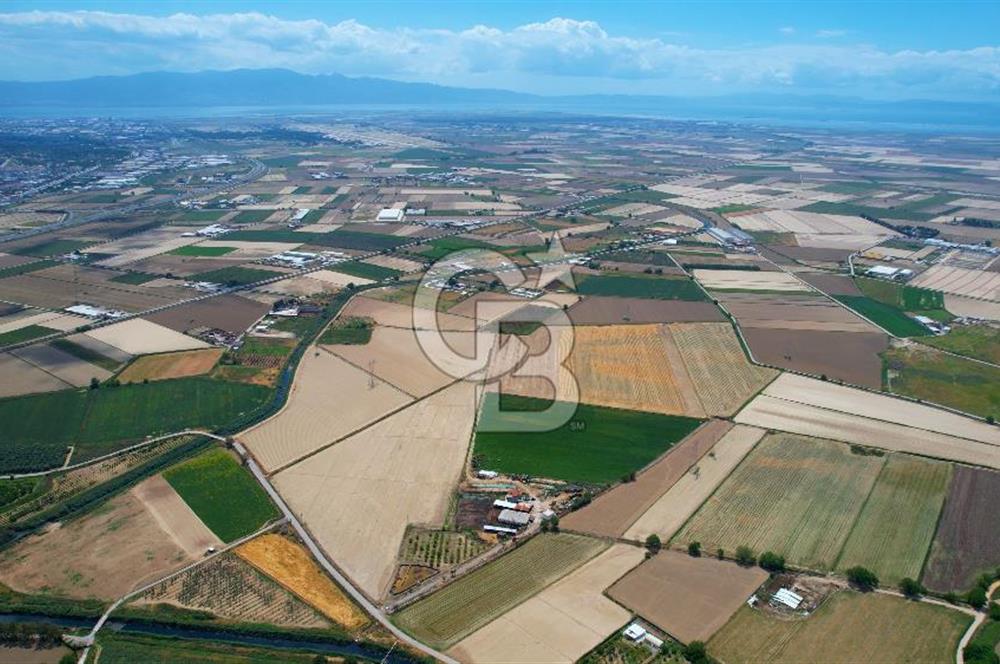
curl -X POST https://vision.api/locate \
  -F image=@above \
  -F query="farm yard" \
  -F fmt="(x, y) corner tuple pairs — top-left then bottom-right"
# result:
(923, 465), (1000, 592)
(607, 552), (768, 644)
(273, 380), (478, 599)
(475, 393), (702, 484)
(674, 433), (884, 571)
(449, 544), (644, 663)
(561, 419), (733, 538)
(394, 533), (606, 649)
(708, 591), (970, 664)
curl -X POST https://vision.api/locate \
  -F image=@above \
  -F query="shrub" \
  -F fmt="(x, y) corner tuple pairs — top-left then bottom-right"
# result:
(735, 545), (756, 567)
(688, 541), (701, 557)
(645, 533), (662, 555)
(964, 642), (999, 664)
(683, 641), (709, 664)
(968, 586), (988, 610)
(716, 548), (725, 560)
(759, 551), (786, 573)
(899, 577), (925, 599)
(989, 602), (1000, 621)
(846, 566), (879, 591)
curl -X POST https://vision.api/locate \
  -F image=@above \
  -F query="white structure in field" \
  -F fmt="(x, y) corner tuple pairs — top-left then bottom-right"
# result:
(772, 588), (804, 610)
(376, 208), (405, 222)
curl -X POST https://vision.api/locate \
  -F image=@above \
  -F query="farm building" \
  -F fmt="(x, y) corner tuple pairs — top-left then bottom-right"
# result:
(707, 227), (753, 247)
(376, 208), (405, 222)
(497, 509), (530, 527)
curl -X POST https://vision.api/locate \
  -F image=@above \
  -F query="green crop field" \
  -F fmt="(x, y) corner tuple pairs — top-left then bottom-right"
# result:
(833, 295), (931, 337)
(923, 324), (1000, 364)
(474, 394), (702, 484)
(171, 209), (227, 223)
(331, 261), (401, 281)
(674, 433), (885, 571)
(0, 259), (56, 279)
(109, 271), (159, 284)
(855, 277), (950, 320)
(0, 377), (271, 473)
(231, 210), (275, 224)
(394, 533), (605, 649)
(709, 591), (970, 664)
(191, 266), (281, 286)
(164, 448), (278, 542)
(11, 239), (91, 257)
(226, 228), (408, 252)
(884, 344), (1000, 420)
(576, 273), (708, 301)
(835, 455), (952, 585)
(319, 317), (373, 345)
(0, 324), (56, 347)
(95, 633), (323, 664)
(169, 245), (238, 257)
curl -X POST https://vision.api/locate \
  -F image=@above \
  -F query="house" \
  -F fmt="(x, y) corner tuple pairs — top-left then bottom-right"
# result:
(623, 623), (647, 641)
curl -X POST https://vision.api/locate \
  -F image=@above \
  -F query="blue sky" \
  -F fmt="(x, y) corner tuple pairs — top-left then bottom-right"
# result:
(1, 1), (998, 100)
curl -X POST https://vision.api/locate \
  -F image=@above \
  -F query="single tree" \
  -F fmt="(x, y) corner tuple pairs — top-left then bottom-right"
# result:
(968, 586), (988, 610)
(645, 533), (662, 555)
(717, 548), (725, 560)
(688, 541), (701, 557)
(899, 577), (925, 599)
(735, 545), (756, 567)
(989, 602), (1000, 621)
(683, 641), (709, 664)
(759, 551), (786, 573)
(846, 566), (879, 591)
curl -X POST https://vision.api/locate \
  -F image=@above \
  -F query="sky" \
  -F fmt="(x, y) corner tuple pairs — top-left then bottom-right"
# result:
(0, 1), (998, 100)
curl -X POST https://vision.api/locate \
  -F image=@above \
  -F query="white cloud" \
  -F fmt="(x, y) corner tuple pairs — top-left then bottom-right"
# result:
(779, 26), (796, 35)
(816, 29), (848, 38)
(0, 10), (996, 99)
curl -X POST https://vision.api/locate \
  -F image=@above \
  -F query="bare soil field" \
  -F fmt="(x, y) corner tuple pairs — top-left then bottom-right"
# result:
(128, 254), (245, 278)
(736, 394), (1000, 469)
(625, 425), (765, 543)
(708, 591), (969, 664)
(910, 265), (1000, 302)
(256, 275), (339, 297)
(923, 465), (1000, 592)
(132, 475), (223, 558)
(95, 227), (204, 267)
(0, 352), (72, 397)
(241, 347), (413, 472)
(675, 433), (886, 571)
(84, 319), (211, 355)
(273, 380), (477, 599)
(797, 273), (863, 296)
(12, 343), (112, 387)
(309, 268), (374, 287)
(0, 311), (88, 335)
(449, 544), (644, 664)
(325, 326), (466, 397)
(607, 552), (767, 644)
(236, 533), (368, 629)
(339, 296), (474, 331)
(134, 552), (330, 629)
(561, 419), (733, 538)
(566, 296), (725, 325)
(363, 254), (425, 273)
(759, 373), (1000, 445)
(944, 294), (1000, 321)
(0, 268), (191, 312)
(145, 294), (269, 334)
(694, 269), (810, 292)
(0, 491), (193, 600)
(743, 328), (888, 388)
(62, 333), (132, 364)
(117, 348), (223, 384)
(719, 292), (874, 332)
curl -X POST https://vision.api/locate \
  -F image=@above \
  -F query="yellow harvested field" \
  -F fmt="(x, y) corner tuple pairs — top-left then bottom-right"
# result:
(449, 544), (644, 664)
(257, 275), (341, 297)
(694, 269), (811, 292)
(118, 348), (223, 383)
(0, 310), (88, 334)
(84, 319), (210, 355)
(728, 210), (890, 237)
(363, 254), (425, 273)
(310, 268), (374, 287)
(326, 326), (468, 397)
(236, 533), (368, 629)
(241, 348), (413, 472)
(132, 475), (222, 558)
(273, 380), (478, 599)
(626, 425), (766, 542)
(736, 395), (1000, 469)
(910, 265), (1000, 302)
(763, 373), (1000, 445)
(670, 323), (778, 416)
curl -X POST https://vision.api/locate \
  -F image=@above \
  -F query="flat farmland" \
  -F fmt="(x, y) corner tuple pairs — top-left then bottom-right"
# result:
(273, 380), (478, 599)
(118, 348), (223, 383)
(449, 544), (644, 664)
(132, 474), (223, 558)
(910, 264), (1000, 302)
(475, 393), (702, 484)
(85, 319), (211, 355)
(835, 455), (951, 585)
(719, 292), (874, 332)
(885, 343), (1000, 420)
(394, 533), (606, 649)
(694, 269), (810, 292)
(339, 296), (474, 331)
(674, 434), (884, 571)
(235, 533), (368, 629)
(0, 490), (194, 600)
(669, 322), (777, 416)
(11, 343), (113, 387)
(561, 419), (733, 538)
(626, 425), (765, 543)
(923, 323), (1000, 365)
(743, 328), (887, 388)
(164, 448), (279, 543)
(575, 272), (709, 301)
(607, 552), (767, 644)
(145, 294), (269, 334)
(923, 465), (1000, 592)
(708, 591), (970, 664)
(0, 352), (74, 397)
(241, 348), (413, 472)
(566, 295), (724, 324)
